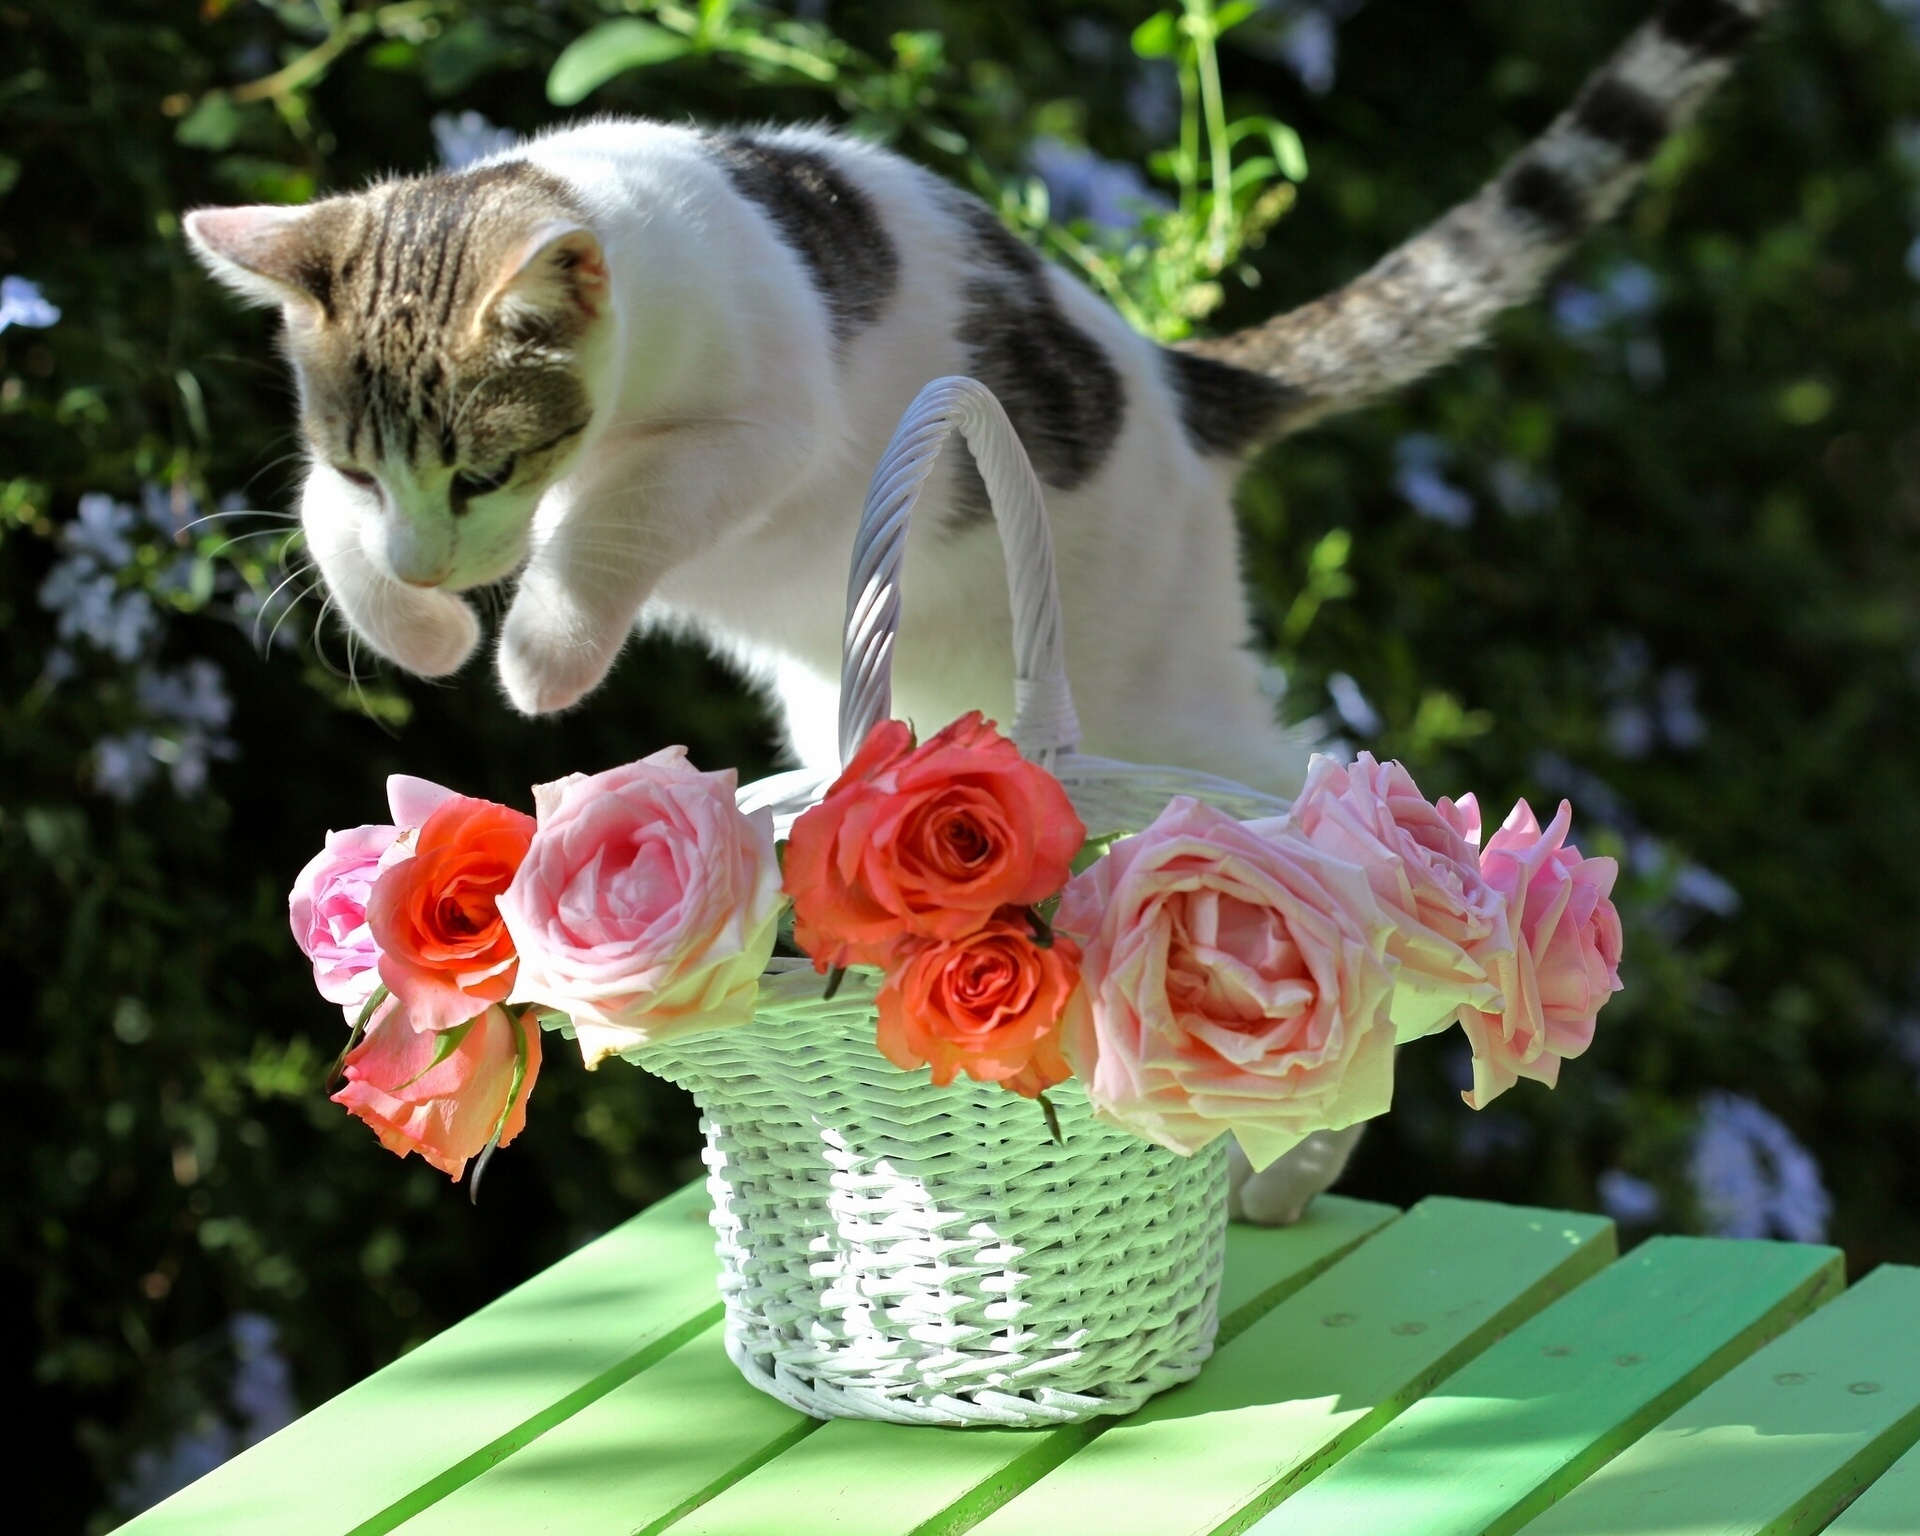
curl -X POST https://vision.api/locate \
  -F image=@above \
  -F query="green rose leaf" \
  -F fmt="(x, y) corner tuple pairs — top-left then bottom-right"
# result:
(549, 20), (693, 106)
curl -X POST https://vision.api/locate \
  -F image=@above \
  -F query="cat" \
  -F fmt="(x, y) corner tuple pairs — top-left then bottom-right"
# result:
(186, 0), (1779, 1219)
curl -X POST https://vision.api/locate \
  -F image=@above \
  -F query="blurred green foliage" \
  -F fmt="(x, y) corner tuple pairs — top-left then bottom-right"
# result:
(7, 0), (1920, 1527)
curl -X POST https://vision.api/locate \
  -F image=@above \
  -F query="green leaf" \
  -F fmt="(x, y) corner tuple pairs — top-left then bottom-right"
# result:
(1214, 0), (1261, 34)
(423, 19), (508, 99)
(1132, 11), (1179, 58)
(1268, 122), (1308, 182)
(397, 1016), (475, 1092)
(1070, 829), (1134, 876)
(176, 92), (240, 151)
(548, 20), (693, 106)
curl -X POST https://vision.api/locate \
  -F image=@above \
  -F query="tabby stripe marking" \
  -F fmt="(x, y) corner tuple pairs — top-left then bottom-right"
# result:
(1657, 0), (1760, 56)
(1502, 160), (1588, 240)
(1573, 77), (1669, 161)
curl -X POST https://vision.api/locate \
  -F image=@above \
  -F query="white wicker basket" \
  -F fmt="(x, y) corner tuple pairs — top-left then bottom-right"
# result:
(634, 376), (1290, 1427)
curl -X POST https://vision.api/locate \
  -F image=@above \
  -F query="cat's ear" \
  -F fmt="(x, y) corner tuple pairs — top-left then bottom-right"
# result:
(476, 220), (609, 340)
(184, 204), (337, 315)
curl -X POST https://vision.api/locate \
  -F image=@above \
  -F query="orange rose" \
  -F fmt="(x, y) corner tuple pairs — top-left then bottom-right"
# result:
(368, 794), (535, 1031)
(331, 998), (542, 1181)
(876, 917), (1079, 1098)
(785, 712), (1085, 969)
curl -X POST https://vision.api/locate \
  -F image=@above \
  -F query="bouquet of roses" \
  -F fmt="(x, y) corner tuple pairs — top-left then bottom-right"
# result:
(290, 712), (1621, 1191)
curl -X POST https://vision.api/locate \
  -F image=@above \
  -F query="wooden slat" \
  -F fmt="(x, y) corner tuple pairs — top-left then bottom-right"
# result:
(967, 1198), (1615, 1536)
(1246, 1235), (1843, 1536)
(1824, 1438), (1920, 1534)
(1517, 1264), (1920, 1536)
(1216, 1196), (1402, 1343)
(668, 1195), (1399, 1536)
(390, 1323), (812, 1536)
(121, 1181), (724, 1536)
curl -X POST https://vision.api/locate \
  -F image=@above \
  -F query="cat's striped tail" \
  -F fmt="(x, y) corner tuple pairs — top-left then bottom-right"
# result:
(1186, 0), (1784, 438)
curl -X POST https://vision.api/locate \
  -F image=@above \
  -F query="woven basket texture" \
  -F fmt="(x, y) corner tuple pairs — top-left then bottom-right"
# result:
(641, 751), (1286, 1427)
(638, 972), (1229, 1427)
(632, 378), (1290, 1426)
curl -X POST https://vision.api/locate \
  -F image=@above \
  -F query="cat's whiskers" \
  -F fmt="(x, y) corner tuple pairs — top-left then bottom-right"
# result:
(255, 559), (319, 653)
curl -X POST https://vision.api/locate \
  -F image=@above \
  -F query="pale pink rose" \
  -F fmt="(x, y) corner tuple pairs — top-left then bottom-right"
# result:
(387, 773), (456, 831)
(1058, 795), (1399, 1170)
(499, 747), (782, 1069)
(289, 823), (400, 1011)
(289, 776), (463, 1019)
(1272, 752), (1515, 1043)
(1458, 799), (1622, 1108)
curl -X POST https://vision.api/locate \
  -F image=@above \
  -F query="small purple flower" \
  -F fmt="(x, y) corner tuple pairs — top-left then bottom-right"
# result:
(1393, 435), (1474, 527)
(1598, 1169), (1664, 1225)
(0, 274), (59, 332)
(1690, 1092), (1830, 1243)
(1029, 137), (1166, 233)
(431, 111), (517, 171)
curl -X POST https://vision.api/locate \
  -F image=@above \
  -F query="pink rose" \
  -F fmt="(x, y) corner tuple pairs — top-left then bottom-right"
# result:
(387, 774), (456, 831)
(1058, 796), (1399, 1170)
(1459, 799), (1622, 1108)
(499, 747), (782, 1069)
(290, 823), (400, 1012)
(1276, 752), (1515, 1043)
(332, 997), (542, 1181)
(288, 776), (461, 1017)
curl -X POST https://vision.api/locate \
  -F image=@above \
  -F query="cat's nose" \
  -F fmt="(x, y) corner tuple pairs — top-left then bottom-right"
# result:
(385, 520), (455, 588)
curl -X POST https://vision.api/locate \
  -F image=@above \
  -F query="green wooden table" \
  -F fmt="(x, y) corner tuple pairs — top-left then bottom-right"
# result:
(122, 1183), (1920, 1536)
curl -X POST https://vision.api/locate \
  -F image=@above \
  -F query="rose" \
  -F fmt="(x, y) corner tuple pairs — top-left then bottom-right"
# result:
(1277, 752), (1515, 1043)
(386, 773), (456, 833)
(499, 748), (781, 1069)
(785, 712), (1085, 969)
(876, 916), (1079, 1098)
(1058, 796), (1398, 1169)
(368, 794), (536, 1031)
(1458, 799), (1622, 1108)
(290, 824), (400, 1013)
(286, 777), (465, 1015)
(331, 997), (542, 1181)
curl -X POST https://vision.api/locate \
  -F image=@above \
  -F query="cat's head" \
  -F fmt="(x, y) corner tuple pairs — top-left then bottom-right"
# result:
(186, 162), (611, 666)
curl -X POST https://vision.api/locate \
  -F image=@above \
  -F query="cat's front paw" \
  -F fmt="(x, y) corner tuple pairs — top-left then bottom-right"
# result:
(354, 588), (481, 678)
(497, 598), (623, 715)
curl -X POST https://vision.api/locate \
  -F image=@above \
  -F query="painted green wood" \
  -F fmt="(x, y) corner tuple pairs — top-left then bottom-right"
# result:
(120, 1181), (724, 1536)
(966, 1198), (1615, 1536)
(1215, 1195), (1401, 1344)
(390, 1322), (812, 1536)
(1517, 1264), (1920, 1536)
(1245, 1235), (1844, 1536)
(1824, 1438), (1920, 1534)
(668, 1195), (1400, 1536)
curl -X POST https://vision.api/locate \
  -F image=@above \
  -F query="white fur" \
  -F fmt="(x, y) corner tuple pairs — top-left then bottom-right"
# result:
(294, 120), (1308, 792)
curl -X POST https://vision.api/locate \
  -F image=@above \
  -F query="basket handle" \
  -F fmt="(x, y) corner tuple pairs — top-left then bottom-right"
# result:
(839, 376), (1082, 769)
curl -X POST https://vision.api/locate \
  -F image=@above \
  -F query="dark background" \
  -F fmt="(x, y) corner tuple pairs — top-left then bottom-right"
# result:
(7, 0), (1920, 1527)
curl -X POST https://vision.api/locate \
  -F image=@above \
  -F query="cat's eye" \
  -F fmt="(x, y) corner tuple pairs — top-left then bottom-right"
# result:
(334, 465), (378, 492)
(452, 459), (517, 500)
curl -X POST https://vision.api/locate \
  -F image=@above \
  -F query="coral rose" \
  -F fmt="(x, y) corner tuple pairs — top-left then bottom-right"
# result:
(368, 794), (535, 1031)
(289, 823), (399, 1013)
(499, 748), (781, 1069)
(785, 712), (1084, 970)
(1059, 796), (1398, 1169)
(331, 997), (541, 1181)
(1459, 799), (1622, 1108)
(1277, 752), (1515, 1043)
(876, 917), (1078, 1098)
